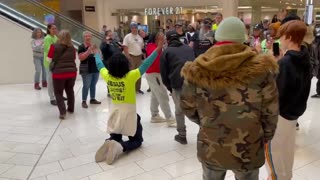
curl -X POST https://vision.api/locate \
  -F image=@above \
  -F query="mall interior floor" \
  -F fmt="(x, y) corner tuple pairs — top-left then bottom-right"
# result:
(0, 78), (319, 180)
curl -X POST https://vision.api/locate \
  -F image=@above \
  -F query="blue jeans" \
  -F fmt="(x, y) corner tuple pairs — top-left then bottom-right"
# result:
(33, 56), (46, 83)
(81, 73), (99, 101)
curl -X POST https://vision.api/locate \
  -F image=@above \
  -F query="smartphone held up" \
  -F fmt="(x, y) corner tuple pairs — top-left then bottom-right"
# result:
(273, 42), (280, 57)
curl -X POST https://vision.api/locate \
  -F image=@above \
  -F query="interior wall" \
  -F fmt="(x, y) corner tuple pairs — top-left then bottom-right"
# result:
(0, 16), (34, 84)
(0, 16), (81, 85)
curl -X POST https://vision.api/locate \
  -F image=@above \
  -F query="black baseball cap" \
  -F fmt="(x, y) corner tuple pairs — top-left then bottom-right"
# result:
(166, 31), (179, 41)
(253, 23), (263, 30)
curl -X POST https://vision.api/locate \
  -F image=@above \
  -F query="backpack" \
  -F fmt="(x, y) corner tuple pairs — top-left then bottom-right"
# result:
(310, 39), (320, 77)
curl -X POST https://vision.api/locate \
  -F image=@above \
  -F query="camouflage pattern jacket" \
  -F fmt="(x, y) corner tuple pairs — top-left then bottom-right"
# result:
(181, 43), (279, 171)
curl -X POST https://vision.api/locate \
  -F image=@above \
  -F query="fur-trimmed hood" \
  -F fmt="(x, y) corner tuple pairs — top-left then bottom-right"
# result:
(181, 43), (279, 89)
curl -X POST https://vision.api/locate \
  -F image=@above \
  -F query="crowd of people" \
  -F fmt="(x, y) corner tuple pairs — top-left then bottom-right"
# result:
(29, 10), (320, 180)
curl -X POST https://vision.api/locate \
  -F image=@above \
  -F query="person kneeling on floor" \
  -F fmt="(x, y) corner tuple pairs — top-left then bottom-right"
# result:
(94, 33), (165, 165)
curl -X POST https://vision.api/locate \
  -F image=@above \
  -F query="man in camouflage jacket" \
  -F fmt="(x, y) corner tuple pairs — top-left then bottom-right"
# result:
(180, 17), (279, 180)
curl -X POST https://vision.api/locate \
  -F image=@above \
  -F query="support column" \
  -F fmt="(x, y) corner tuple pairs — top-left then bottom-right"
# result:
(97, 0), (118, 31)
(220, 0), (239, 18)
(83, 0), (118, 32)
(83, 0), (99, 31)
(251, 3), (262, 25)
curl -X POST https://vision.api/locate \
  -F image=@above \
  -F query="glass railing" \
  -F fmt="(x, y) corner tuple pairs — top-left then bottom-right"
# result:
(0, 0), (104, 46)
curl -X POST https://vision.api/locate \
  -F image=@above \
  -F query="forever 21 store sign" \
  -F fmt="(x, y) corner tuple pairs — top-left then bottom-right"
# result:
(145, 7), (183, 16)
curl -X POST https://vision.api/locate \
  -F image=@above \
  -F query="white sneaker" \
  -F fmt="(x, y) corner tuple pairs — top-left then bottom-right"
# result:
(151, 114), (167, 123)
(167, 117), (177, 128)
(95, 140), (109, 163)
(106, 140), (123, 165)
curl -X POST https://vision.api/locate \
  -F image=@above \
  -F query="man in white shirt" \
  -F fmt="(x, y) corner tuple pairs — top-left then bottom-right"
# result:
(123, 22), (144, 94)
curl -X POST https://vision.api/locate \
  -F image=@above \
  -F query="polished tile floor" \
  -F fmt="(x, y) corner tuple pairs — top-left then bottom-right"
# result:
(0, 78), (320, 180)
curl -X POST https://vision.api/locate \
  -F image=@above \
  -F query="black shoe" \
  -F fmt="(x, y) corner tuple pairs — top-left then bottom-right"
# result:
(82, 101), (88, 108)
(67, 109), (74, 114)
(137, 90), (144, 95)
(90, 99), (102, 104)
(63, 97), (67, 101)
(50, 100), (57, 106)
(174, 135), (187, 145)
(296, 122), (300, 130)
(59, 114), (66, 120)
(147, 88), (151, 92)
(311, 94), (320, 98)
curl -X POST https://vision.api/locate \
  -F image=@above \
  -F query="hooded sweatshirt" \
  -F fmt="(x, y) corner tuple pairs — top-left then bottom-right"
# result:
(180, 43), (279, 171)
(277, 46), (311, 120)
(160, 40), (195, 91)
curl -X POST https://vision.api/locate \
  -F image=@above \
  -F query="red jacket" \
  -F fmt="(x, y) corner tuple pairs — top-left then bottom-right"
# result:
(146, 43), (161, 74)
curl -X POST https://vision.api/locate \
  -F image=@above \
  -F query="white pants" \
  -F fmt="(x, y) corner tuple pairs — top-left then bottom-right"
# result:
(46, 69), (55, 101)
(265, 116), (297, 180)
(145, 73), (173, 119)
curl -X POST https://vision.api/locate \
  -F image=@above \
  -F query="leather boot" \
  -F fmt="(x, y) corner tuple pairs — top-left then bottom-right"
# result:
(42, 81), (47, 88)
(34, 83), (41, 90)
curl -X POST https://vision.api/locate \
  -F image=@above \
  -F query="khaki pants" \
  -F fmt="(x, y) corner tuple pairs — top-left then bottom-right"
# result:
(145, 73), (173, 119)
(265, 116), (297, 180)
(129, 54), (142, 91)
(172, 89), (186, 137)
(45, 69), (55, 101)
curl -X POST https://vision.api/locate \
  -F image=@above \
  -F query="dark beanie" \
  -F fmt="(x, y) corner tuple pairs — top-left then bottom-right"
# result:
(281, 14), (301, 25)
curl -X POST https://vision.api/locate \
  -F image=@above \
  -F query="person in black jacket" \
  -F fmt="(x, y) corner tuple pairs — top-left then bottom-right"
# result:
(160, 31), (195, 144)
(100, 30), (123, 97)
(100, 30), (122, 68)
(265, 20), (311, 180)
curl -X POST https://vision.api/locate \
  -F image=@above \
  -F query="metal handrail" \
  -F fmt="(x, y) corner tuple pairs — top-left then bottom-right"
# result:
(26, 0), (104, 39)
(0, 3), (81, 48)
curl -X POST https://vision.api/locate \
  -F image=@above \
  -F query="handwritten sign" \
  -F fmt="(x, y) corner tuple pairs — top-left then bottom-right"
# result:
(145, 7), (183, 16)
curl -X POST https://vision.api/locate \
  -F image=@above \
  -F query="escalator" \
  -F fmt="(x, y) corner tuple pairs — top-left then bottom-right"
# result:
(0, 0), (104, 48)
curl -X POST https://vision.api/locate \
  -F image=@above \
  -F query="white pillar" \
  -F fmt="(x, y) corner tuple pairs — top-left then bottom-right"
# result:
(83, 0), (99, 31)
(97, 0), (118, 31)
(83, 0), (118, 32)
(220, 0), (239, 18)
(251, 3), (262, 25)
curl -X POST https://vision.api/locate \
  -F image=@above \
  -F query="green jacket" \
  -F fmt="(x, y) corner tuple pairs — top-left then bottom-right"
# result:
(180, 44), (279, 171)
(43, 35), (58, 69)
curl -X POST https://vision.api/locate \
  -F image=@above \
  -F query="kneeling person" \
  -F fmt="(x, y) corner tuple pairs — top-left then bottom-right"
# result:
(94, 34), (164, 165)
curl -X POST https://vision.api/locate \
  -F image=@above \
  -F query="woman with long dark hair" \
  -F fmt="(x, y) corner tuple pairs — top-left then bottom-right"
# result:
(44, 23), (58, 105)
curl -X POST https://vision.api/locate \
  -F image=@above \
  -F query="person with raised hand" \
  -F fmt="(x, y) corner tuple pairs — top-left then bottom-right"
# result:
(94, 33), (165, 165)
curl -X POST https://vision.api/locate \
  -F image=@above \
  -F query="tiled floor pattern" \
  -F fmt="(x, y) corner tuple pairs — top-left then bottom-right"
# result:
(1, 78), (320, 180)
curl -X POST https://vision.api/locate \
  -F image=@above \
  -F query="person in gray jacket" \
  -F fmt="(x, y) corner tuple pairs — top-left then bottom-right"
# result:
(31, 28), (46, 90)
(160, 31), (195, 144)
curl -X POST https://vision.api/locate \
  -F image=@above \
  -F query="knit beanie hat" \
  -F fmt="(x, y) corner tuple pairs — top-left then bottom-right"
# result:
(215, 17), (246, 44)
